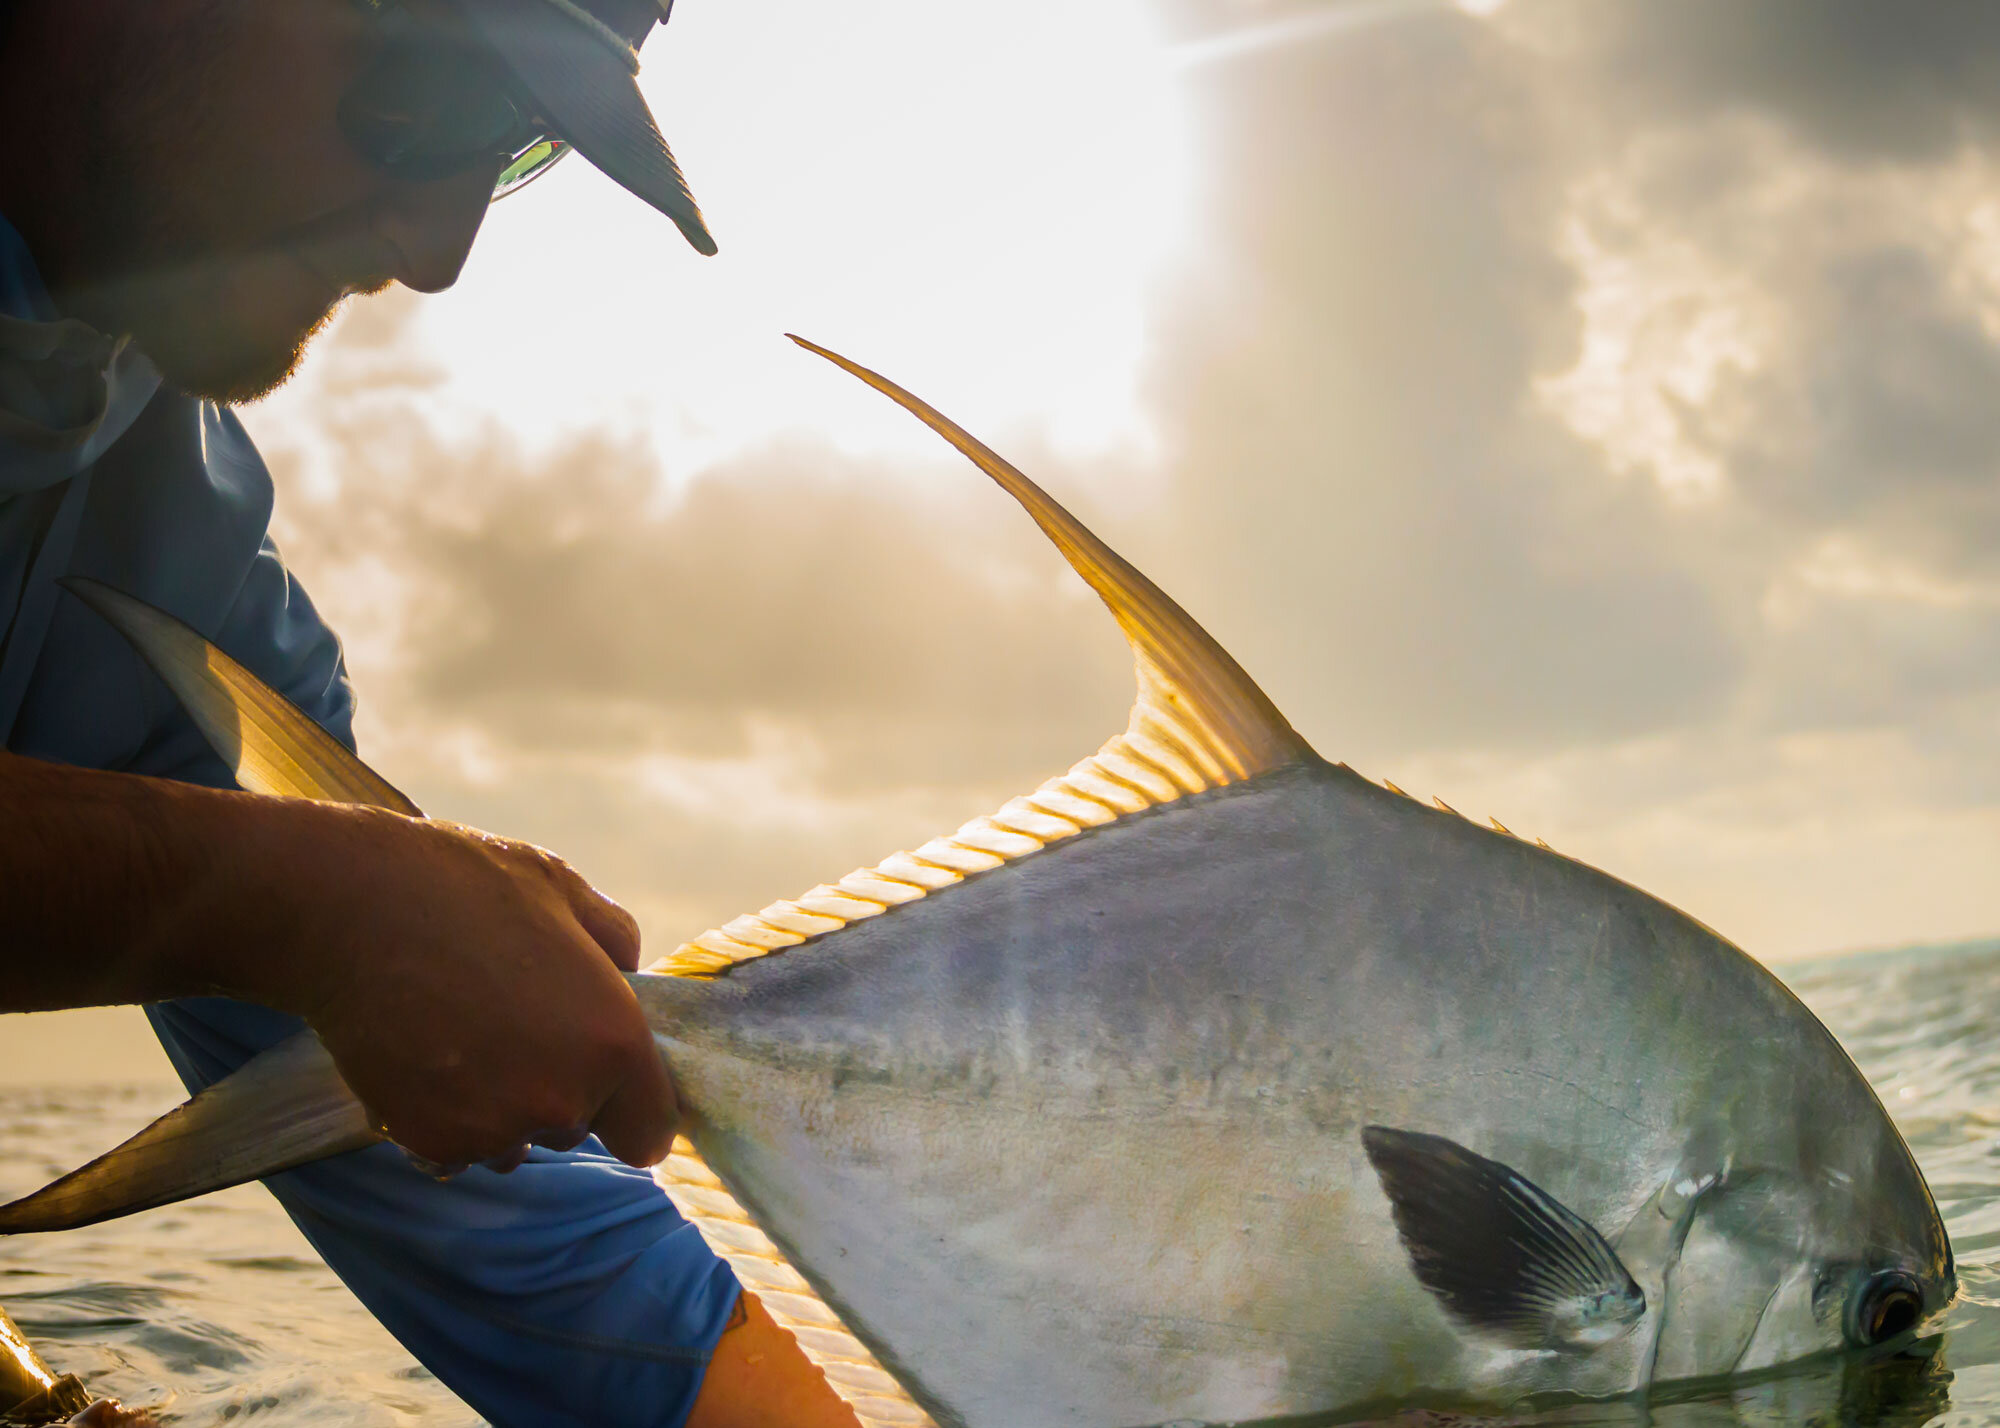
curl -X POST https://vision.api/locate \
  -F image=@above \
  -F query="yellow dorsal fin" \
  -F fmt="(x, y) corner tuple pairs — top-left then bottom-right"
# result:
(60, 578), (419, 814)
(647, 341), (1313, 978)
(792, 337), (1308, 780)
(1382, 778), (1409, 798)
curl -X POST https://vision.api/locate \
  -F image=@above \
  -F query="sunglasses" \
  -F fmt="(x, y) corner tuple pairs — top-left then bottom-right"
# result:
(338, 0), (571, 200)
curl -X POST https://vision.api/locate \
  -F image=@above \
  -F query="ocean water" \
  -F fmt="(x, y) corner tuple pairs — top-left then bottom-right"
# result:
(0, 1083), (471, 1427)
(5, 939), (2000, 1427)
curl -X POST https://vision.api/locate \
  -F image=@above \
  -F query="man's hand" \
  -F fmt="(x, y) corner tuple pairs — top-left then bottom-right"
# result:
(260, 805), (680, 1172)
(0, 752), (679, 1172)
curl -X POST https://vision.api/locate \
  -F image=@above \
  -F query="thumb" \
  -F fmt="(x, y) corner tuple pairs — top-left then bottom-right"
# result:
(592, 1040), (680, 1168)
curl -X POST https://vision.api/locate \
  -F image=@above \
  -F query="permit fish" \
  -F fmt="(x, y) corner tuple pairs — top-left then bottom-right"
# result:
(0, 339), (1955, 1428)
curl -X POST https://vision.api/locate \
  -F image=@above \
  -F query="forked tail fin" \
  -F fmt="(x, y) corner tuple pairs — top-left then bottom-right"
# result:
(0, 579), (425, 1233)
(11, 570), (699, 1230)
(59, 577), (421, 812)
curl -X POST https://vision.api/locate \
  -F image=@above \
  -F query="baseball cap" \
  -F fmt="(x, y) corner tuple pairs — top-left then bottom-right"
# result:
(460, 0), (717, 254)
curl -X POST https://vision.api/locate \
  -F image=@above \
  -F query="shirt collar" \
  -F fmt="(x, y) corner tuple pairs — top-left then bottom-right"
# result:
(0, 208), (163, 494)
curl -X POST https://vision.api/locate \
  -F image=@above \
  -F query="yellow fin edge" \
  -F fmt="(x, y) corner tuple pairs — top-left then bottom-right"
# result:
(655, 1141), (938, 1427)
(647, 728), (1199, 975)
(61, 578), (419, 815)
(645, 339), (1313, 978)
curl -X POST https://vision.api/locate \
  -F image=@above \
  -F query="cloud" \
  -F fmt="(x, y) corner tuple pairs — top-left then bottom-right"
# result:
(261, 302), (1138, 941)
(1122, 0), (2000, 951)
(243, 0), (2000, 960)
(1143, 6), (1743, 760)
(1546, 0), (2000, 162)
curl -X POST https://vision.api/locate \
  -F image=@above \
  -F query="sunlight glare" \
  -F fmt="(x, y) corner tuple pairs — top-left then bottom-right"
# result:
(337, 0), (1197, 485)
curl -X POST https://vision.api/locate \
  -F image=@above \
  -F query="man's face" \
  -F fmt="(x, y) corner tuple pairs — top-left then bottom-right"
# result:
(12, 0), (504, 403)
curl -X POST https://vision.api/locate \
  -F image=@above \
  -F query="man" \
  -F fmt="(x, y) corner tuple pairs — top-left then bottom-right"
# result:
(0, 2), (858, 1423)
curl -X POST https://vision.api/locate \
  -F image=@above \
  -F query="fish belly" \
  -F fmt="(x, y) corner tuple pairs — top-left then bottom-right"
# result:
(678, 1054), (1459, 1425)
(654, 763), (1825, 1423)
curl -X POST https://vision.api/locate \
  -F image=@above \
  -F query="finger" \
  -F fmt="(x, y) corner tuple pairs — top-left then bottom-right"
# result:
(591, 1043), (680, 1168)
(373, 1095), (502, 1173)
(403, 1150), (470, 1181)
(355, 1092), (467, 1172)
(530, 1123), (592, 1153)
(481, 1145), (531, 1174)
(571, 881), (643, 972)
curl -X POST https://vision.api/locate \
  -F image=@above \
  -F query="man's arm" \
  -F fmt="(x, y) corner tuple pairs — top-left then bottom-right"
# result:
(0, 748), (676, 1170)
(10, 401), (746, 1427)
(11, 749), (863, 1425)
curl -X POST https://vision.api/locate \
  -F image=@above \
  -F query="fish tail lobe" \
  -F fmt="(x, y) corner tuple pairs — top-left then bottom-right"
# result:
(0, 1032), (379, 1233)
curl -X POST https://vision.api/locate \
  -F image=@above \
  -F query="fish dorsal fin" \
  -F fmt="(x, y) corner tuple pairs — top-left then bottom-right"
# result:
(793, 337), (1308, 781)
(61, 578), (420, 815)
(647, 340), (1313, 978)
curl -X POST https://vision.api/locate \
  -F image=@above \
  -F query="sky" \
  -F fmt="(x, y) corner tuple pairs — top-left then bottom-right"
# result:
(16, 0), (2000, 1082)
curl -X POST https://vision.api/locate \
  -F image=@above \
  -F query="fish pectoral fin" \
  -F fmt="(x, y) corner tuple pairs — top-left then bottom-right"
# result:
(59, 578), (420, 814)
(1362, 1125), (1645, 1351)
(0, 1032), (381, 1234)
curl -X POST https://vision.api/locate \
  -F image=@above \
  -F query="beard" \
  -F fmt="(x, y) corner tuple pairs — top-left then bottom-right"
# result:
(70, 250), (367, 406)
(169, 309), (333, 408)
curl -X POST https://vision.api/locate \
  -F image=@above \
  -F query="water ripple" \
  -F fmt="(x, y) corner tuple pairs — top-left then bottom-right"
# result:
(5, 941), (2000, 1425)
(0, 1083), (470, 1425)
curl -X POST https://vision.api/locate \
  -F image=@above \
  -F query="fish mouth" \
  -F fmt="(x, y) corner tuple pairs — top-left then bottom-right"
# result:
(1629, 1142), (1959, 1386)
(1716, 1275), (1794, 1377)
(1621, 1169), (1806, 1385)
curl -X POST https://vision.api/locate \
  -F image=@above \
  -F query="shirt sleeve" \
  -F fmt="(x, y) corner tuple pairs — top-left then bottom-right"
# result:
(135, 419), (742, 1428)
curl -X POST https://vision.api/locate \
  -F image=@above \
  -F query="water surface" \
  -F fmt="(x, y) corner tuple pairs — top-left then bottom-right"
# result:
(0, 1084), (470, 1425)
(4, 939), (2000, 1425)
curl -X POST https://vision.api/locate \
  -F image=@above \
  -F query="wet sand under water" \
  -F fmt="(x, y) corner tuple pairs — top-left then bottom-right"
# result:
(4, 939), (2000, 1427)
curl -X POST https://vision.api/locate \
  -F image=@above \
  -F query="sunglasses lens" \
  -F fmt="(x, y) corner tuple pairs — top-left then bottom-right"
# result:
(492, 137), (571, 201)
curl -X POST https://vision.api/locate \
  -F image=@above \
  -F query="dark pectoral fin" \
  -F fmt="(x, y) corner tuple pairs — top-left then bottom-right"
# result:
(1362, 1125), (1645, 1350)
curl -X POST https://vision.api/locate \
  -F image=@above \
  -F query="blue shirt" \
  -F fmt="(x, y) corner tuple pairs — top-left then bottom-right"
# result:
(0, 213), (739, 1428)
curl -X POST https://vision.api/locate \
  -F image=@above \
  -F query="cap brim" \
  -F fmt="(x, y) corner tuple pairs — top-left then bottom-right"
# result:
(465, 0), (717, 255)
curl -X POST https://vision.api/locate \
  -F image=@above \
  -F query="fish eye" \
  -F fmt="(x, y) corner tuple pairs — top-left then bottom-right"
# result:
(1848, 1269), (1924, 1348)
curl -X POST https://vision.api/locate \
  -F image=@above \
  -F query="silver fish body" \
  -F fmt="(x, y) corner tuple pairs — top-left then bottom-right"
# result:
(637, 758), (1951, 1425)
(1, 341), (1954, 1428)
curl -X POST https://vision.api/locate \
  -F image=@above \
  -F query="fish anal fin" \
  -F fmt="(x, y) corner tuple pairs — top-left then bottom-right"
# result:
(1362, 1126), (1645, 1351)
(654, 1141), (938, 1428)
